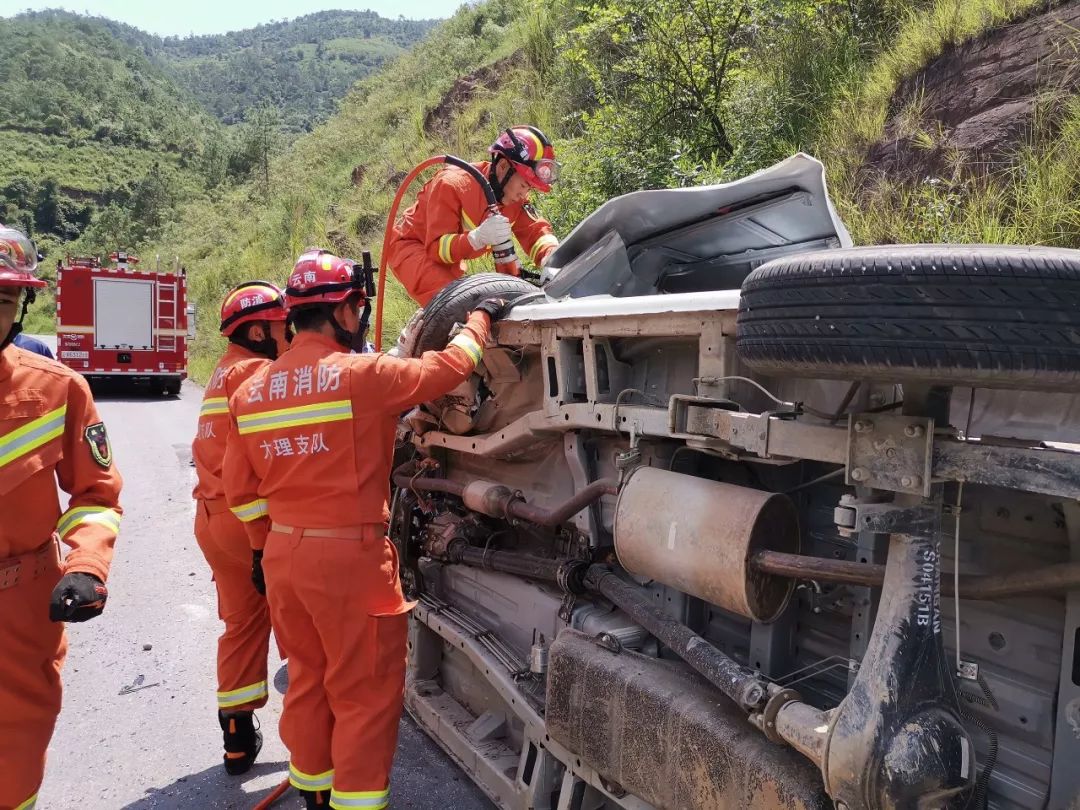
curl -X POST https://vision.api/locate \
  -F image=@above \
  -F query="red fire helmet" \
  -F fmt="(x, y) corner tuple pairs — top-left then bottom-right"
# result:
(285, 249), (366, 308)
(489, 125), (560, 193)
(0, 224), (46, 289)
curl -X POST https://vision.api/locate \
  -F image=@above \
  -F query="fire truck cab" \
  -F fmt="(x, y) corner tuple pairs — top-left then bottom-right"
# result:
(56, 251), (191, 396)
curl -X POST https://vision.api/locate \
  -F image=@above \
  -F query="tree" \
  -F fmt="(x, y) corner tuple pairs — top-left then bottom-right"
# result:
(561, 0), (754, 166)
(130, 164), (175, 234)
(240, 104), (283, 197)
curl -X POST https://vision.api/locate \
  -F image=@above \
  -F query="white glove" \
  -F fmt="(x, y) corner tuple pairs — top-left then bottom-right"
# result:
(467, 214), (512, 250)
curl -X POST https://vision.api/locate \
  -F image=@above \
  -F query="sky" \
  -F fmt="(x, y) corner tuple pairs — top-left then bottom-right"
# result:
(0, 0), (464, 35)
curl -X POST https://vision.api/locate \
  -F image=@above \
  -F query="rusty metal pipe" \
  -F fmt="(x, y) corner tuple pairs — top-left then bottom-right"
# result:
(751, 550), (1080, 600)
(950, 562), (1080, 600)
(393, 473), (617, 528)
(507, 479), (618, 527)
(752, 551), (886, 588)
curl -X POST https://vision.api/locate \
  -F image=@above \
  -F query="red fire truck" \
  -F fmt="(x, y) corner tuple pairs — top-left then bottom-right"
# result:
(55, 251), (193, 396)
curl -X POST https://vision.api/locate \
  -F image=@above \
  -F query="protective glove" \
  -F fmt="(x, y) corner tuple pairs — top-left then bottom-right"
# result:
(49, 572), (108, 623)
(473, 297), (509, 321)
(252, 550), (266, 596)
(467, 214), (512, 251)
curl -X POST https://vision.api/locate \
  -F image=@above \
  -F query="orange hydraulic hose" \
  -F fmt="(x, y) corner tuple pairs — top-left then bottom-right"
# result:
(251, 777), (291, 810)
(374, 154), (519, 351)
(375, 156), (446, 352)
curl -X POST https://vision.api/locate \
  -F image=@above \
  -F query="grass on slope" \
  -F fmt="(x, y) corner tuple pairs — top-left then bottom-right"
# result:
(839, 98), (1080, 246)
(816, 0), (1054, 246)
(152, 0), (545, 382)
(822, 0), (1045, 164)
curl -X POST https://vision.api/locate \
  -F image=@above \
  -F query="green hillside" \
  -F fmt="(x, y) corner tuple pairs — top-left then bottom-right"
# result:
(146, 0), (928, 379)
(1, 9), (436, 262)
(0, 9), (217, 300)
(0, 13), (213, 149)
(147, 0), (540, 380)
(158, 11), (438, 130)
(10, 0), (1076, 361)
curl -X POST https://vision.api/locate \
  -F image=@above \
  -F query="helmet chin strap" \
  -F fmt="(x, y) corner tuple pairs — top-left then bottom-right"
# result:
(1, 288), (35, 352)
(352, 299), (372, 353)
(230, 320), (279, 359)
(488, 157), (515, 205)
(329, 297), (371, 352)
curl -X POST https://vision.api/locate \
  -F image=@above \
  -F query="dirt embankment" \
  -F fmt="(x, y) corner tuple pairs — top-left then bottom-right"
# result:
(423, 52), (523, 136)
(863, 0), (1080, 180)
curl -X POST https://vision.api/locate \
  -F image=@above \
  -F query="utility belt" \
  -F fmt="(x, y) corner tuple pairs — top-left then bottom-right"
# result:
(0, 535), (61, 591)
(270, 522), (388, 541)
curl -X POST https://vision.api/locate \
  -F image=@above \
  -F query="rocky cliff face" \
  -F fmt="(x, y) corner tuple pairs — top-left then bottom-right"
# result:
(863, 0), (1080, 181)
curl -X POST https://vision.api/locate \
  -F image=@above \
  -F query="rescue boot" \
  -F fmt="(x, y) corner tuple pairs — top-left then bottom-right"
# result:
(300, 789), (330, 808)
(218, 709), (262, 775)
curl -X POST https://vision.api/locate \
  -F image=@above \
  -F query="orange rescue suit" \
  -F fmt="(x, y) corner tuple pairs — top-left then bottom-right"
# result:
(0, 347), (123, 810)
(222, 313), (490, 808)
(386, 160), (559, 305)
(192, 343), (273, 713)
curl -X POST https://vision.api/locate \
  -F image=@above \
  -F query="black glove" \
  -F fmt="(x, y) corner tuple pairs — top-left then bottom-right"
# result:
(473, 297), (509, 321)
(49, 572), (108, 623)
(252, 550), (266, 596)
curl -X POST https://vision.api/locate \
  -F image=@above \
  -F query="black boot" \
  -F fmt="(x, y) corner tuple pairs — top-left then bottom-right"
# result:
(300, 789), (330, 809)
(218, 710), (262, 775)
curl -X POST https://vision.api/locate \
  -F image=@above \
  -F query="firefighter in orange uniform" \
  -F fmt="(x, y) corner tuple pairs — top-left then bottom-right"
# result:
(192, 281), (290, 775)
(222, 249), (500, 809)
(386, 125), (561, 306)
(0, 224), (123, 810)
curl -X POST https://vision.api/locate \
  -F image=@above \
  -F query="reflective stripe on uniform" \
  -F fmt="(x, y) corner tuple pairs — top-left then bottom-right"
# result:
(236, 400), (352, 435)
(448, 333), (482, 365)
(200, 397), (229, 416)
(529, 233), (559, 263)
(330, 788), (390, 809)
(57, 505), (122, 540)
(217, 680), (268, 708)
(14, 793), (36, 810)
(289, 764), (334, 791)
(0, 405), (66, 468)
(230, 498), (269, 523)
(438, 234), (455, 264)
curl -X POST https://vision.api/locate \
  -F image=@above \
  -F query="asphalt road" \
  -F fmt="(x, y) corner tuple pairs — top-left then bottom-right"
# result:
(33, 338), (495, 810)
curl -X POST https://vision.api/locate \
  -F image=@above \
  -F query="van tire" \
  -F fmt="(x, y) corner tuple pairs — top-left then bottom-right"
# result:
(402, 273), (539, 357)
(736, 245), (1080, 390)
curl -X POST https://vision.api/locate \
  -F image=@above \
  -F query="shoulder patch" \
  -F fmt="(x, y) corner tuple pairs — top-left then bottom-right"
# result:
(84, 422), (113, 467)
(522, 203), (541, 222)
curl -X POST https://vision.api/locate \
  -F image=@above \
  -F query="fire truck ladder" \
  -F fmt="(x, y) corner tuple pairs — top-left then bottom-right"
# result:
(157, 278), (178, 351)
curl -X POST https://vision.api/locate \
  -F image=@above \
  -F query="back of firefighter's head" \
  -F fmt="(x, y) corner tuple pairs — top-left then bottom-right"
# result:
(0, 224), (46, 350)
(219, 281), (290, 359)
(285, 249), (370, 351)
(488, 125), (559, 205)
